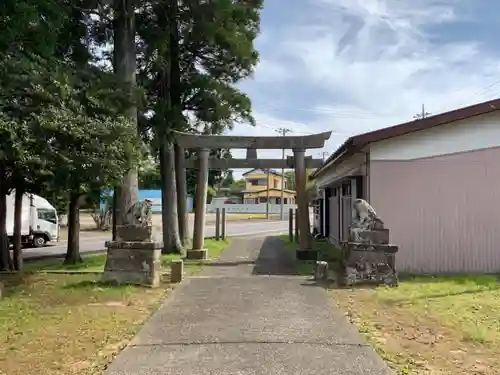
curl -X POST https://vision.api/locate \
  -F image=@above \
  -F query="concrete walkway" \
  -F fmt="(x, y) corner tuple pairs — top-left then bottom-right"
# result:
(105, 236), (393, 375)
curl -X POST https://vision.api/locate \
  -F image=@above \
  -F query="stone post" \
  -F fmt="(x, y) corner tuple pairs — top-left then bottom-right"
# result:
(215, 207), (221, 241)
(188, 148), (209, 259)
(170, 259), (183, 283)
(221, 208), (227, 240)
(294, 148), (315, 260)
(294, 208), (299, 243)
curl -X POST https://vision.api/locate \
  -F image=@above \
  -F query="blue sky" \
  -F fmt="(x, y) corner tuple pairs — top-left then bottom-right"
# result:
(228, 0), (500, 179)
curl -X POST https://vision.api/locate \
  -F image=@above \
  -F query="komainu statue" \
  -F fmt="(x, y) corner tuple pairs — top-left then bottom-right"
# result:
(339, 199), (398, 287)
(124, 199), (153, 227)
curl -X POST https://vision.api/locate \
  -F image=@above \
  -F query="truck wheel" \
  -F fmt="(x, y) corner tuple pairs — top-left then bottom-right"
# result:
(32, 235), (46, 248)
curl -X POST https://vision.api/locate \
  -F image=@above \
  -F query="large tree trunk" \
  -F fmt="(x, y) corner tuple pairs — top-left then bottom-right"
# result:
(174, 144), (188, 244)
(12, 188), (23, 271)
(168, 0), (187, 245)
(113, 0), (139, 226)
(160, 140), (182, 254)
(64, 192), (83, 264)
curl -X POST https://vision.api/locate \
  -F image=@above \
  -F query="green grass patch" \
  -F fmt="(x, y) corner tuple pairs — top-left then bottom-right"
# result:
(279, 234), (340, 275)
(0, 238), (232, 375)
(25, 238), (231, 273)
(331, 274), (500, 374)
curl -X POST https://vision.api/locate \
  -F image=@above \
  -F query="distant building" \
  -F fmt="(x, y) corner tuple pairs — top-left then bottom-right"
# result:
(241, 169), (296, 204)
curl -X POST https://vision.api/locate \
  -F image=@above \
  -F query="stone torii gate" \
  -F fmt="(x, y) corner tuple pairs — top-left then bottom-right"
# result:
(174, 130), (332, 260)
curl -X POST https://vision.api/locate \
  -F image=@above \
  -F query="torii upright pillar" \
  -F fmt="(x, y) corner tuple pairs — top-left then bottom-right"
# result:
(188, 148), (210, 260)
(294, 148), (314, 259)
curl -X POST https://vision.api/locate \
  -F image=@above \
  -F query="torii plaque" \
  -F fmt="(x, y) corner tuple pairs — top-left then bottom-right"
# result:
(174, 131), (332, 260)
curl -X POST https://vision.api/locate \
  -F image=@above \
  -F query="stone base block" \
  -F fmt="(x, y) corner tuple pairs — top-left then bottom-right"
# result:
(101, 240), (163, 287)
(170, 259), (184, 283)
(296, 249), (318, 261)
(116, 225), (153, 242)
(315, 261), (328, 280)
(186, 249), (208, 260)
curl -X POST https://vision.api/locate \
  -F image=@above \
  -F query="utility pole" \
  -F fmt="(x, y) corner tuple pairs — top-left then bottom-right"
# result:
(413, 104), (431, 120)
(319, 151), (329, 162)
(275, 127), (292, 220)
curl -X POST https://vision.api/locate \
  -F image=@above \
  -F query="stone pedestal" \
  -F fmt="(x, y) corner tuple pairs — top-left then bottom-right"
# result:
(117, 224), (154, 242)
(186, 248), (208, 260)
(101, 224), (162, 287)
(102, 241), (163, 287)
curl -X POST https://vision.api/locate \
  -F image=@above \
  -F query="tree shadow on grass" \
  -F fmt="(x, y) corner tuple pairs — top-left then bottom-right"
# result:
(0, 272), (40, 298)
(62, 279), (169, 291)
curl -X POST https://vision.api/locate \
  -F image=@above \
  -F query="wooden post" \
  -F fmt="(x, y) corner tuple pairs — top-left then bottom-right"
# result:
(294, 208), (299, 243)
(215, 207), (221, 241)
(221, 208), (227, 240)
(289, 208), (294, 242)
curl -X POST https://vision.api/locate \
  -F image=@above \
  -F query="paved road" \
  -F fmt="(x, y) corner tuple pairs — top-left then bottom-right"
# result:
(105, 236), (392, 375)
(23, 220), (289, 260)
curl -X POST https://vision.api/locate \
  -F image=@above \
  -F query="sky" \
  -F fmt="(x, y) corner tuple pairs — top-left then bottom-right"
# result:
(227, 0), (500, 180)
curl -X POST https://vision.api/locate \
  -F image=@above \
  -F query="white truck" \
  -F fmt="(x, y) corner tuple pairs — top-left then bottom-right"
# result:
(6, 191), (60, 247)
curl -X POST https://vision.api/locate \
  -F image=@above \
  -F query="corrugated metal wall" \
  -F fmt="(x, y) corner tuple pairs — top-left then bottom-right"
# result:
(370, 147), (500, 274)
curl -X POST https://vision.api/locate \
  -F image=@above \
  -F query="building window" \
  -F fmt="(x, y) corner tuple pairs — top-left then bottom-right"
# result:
(259, 197), (267, 203)
(274, 180), (278, 188)
(250, 179), (267, 186)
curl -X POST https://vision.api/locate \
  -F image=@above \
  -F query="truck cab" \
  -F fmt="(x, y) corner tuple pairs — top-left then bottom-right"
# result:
(6, 192), (59, 248)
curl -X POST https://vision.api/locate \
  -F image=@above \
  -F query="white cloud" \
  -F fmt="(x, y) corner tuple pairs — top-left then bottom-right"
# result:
(228, 0), (500, 179)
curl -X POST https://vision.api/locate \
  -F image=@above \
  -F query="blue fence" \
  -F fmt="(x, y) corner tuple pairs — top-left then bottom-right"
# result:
(100, 189), (194, 214)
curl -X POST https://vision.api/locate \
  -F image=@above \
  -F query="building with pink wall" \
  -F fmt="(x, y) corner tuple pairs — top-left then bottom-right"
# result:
(311, 98), (500, 274)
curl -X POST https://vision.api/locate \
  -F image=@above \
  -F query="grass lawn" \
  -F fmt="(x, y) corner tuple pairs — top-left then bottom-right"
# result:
(0, 238), (230, 375)
(330, 275), (500, 375)
(25, 238), (230, 273)
(279, 234), (340, 275)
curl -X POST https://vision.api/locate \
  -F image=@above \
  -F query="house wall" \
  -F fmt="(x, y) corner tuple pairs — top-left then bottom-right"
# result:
(244, 170), (284, 191)
(369, 112), (500, 273)
(370, 111), (500, 160)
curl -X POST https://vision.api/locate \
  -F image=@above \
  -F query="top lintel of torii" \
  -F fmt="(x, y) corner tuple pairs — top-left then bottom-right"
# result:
(173, 130), (332, 149)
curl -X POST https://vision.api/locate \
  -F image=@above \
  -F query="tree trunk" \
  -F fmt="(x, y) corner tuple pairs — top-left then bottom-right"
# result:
(12, 188), (23, 271)
(160, 140), (182, 253)
(113, 0), (139, 226)
(65, 193), (83, 264)
(174, 144), (188, 244)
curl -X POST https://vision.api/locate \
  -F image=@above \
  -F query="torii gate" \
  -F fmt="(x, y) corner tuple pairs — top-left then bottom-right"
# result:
(174, 130), (332, 260)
